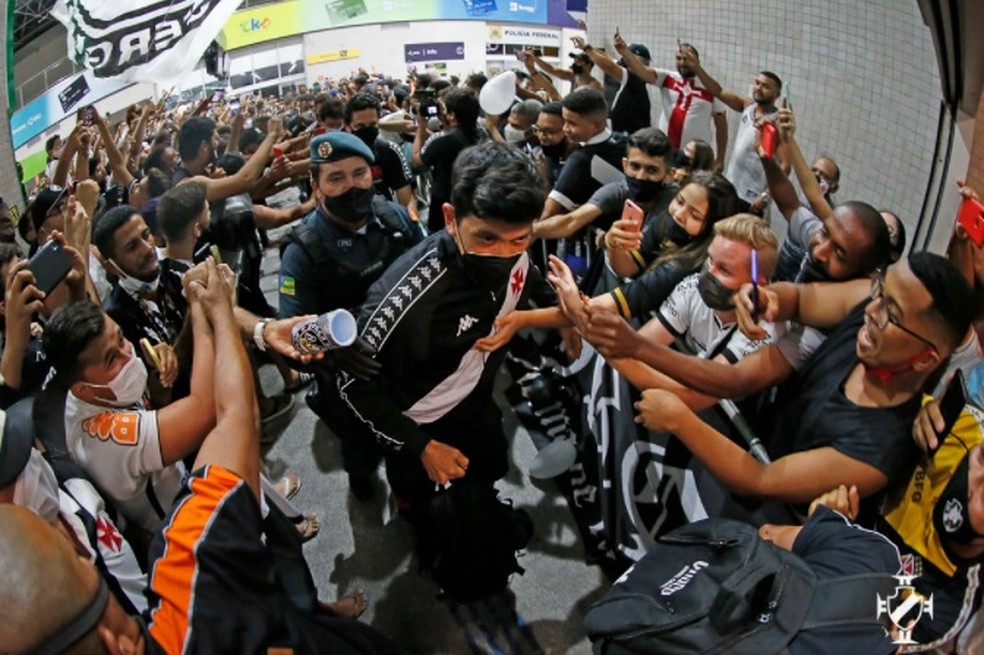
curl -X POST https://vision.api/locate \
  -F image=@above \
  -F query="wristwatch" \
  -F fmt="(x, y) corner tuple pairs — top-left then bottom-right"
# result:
(583, 44), (594, 52)
(253, 318), (273, 352)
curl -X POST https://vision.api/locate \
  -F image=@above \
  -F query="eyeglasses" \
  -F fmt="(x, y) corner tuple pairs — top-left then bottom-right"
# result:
(870, 272), (938, 354)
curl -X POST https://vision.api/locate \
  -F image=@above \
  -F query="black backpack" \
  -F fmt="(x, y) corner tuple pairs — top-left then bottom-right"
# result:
(417, 482), (534, 604)
(583, 519), (897, 654)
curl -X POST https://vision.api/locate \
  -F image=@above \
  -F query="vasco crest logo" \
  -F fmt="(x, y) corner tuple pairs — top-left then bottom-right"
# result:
(61, 0), (226, 78)
(876, 575), (934, 646)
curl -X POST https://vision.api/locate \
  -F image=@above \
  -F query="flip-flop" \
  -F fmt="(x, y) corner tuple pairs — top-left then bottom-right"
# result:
(328, 589), (369, 619)
(273, 472), (301, 500)
(293, 512), (320, 542)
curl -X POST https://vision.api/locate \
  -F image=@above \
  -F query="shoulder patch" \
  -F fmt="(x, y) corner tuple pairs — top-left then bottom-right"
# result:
(81, 411), (141, 446)
(279, 275), (296, 296)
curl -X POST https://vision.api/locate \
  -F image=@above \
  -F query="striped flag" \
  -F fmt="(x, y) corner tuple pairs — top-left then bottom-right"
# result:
(50, 0), (242, 82)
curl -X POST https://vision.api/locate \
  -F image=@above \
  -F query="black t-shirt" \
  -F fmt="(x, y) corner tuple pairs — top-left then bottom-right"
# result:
(610, 69), (652, 135)
(766, 303), (920, 508)
(787, 506), (899, 655)
(549, 134), (626, 210)
(371, 138), (413, 201)
(421, 128), (481, 229)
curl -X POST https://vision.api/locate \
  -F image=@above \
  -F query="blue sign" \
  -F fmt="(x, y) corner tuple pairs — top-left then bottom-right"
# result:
(405, 42), (465, 63)
(10, 72), (129, 150)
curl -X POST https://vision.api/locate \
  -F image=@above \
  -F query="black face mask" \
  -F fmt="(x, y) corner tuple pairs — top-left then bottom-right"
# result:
(322, 186), (375, 224)
(795, 253), (831, 283)
(672, 151), (691, 168)
(697, 266), (735, 310)
(664, 215), (693, 246)
(934, 447), (982, 556)
(626, 177), (664, 203)
(571, 64), (584, 75)
(352, 126), (379, 148)
(454, 232), (521, 292)
(540, 140), (568, 159)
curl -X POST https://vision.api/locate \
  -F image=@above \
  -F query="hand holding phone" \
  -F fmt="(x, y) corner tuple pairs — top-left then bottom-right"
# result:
(621, 199), (644, 231)
(140, 338), (164, 372)
(958, 195), (984, 248)
(929, 370), (968, 457)
(27, 240), (73, 296)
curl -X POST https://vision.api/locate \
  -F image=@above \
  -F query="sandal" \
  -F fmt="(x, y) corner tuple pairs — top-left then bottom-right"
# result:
(285, 371), (316, 393)
(292, 512), (320, 542)
(273, 472), (301, 500)
(326, 589), (369, 619)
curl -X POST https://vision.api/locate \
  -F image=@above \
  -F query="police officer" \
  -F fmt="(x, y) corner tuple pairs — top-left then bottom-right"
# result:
(277, 131), (422, 499)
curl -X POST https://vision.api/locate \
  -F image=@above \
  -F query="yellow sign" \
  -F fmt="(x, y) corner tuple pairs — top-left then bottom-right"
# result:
(306, 49), (362, 65)
(216, 1), (303, 51)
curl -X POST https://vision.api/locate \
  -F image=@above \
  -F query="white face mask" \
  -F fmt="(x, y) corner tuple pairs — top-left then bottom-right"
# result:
(13, 449), (61, 524)
(503, 124), (527, 144)
(111, 259), (160, 297)
(87, 348), (148, 406)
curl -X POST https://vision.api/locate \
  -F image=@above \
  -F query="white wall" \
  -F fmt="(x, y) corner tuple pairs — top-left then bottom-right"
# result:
(588, 0), (942, 237)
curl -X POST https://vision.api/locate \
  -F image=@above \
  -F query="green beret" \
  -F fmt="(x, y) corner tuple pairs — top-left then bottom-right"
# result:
(310, 132), (375, 164)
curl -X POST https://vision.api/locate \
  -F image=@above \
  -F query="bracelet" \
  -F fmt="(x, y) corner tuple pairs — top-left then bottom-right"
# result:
(253, 318), (272, 352)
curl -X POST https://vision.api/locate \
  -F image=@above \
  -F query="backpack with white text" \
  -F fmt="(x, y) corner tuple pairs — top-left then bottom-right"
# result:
(583, 518), (896, 654)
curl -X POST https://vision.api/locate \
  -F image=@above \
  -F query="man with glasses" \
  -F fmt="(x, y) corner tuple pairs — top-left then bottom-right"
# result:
(532, 101), (573, 189)
(624, 252), (974, 524)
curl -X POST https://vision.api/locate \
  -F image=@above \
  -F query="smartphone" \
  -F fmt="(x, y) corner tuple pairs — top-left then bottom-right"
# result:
(81, 105), (94, 126)
(272, 145), (284, 159)
(27, 240), (73, 296)
(784, 82), (792, 111)
(229, 98), (241, 117)
(958, 195), (984, 248)
(621, 199), (644, 231)
(932, 370), (968, 456)
(211, 89), (226, 103)
(750, 249), (761, 322)
(761, 123), (778, 158)
(140, 338), (163, 372)
(516, 50), (528, 63)
(531, 48), (543, 57)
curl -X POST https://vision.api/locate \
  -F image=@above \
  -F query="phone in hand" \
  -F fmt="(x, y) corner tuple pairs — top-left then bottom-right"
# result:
(621, 199), (644, 231)
(211, 89), (226, 103)
(272, 145), (284, 159)
(80, 105), (94, 126)
(516, 50), (528, 63)
(229, 98), (241, 117)
(140, 338), (163, 372)
(931, 370), (968, 457)
(761, 123), (778, 158)
(27, 240), (73, 296)
(531, 48), (543, 57)
(958, 195), (984, 248)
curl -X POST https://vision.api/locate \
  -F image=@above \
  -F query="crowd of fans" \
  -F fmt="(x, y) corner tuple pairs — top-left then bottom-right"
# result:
(0, 25), (981, 654)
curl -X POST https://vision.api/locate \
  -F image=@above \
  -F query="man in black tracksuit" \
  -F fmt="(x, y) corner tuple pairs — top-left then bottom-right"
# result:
(338, 142), (557, 512)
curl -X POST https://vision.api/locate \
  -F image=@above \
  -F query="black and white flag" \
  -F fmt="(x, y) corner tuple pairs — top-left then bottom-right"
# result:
(51, 0), (242, 82)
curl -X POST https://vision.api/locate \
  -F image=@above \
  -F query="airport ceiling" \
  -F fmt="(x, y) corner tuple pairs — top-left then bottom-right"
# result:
(12, 0), (59, 52)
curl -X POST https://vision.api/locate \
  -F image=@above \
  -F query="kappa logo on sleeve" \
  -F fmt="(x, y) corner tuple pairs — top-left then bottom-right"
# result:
(81, 412), (141, 446)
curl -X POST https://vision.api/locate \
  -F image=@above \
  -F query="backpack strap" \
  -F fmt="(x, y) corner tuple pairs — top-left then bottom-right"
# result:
(283, 221), (331, 269)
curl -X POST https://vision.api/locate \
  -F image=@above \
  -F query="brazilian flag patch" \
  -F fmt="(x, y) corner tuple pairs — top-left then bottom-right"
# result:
(279, 275), (296, 296)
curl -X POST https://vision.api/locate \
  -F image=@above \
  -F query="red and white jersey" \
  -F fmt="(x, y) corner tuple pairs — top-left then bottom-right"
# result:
(652, 69), (724, 151)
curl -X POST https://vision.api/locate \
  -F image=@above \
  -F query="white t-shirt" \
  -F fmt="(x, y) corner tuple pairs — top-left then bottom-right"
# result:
(651, 69), (724, 152)
(59, 477), (148, 612)
(64, 393), (186, 532)
(726, 104), (777, 203)
(657, 272), (775, 362)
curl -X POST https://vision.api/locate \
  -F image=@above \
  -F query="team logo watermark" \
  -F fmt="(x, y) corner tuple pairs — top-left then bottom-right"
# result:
(876, 575), (934, 645)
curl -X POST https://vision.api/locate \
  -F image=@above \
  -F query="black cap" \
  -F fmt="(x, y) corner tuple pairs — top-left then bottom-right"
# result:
(628, 43), (652, 62)
(30, 186), (68, 232)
